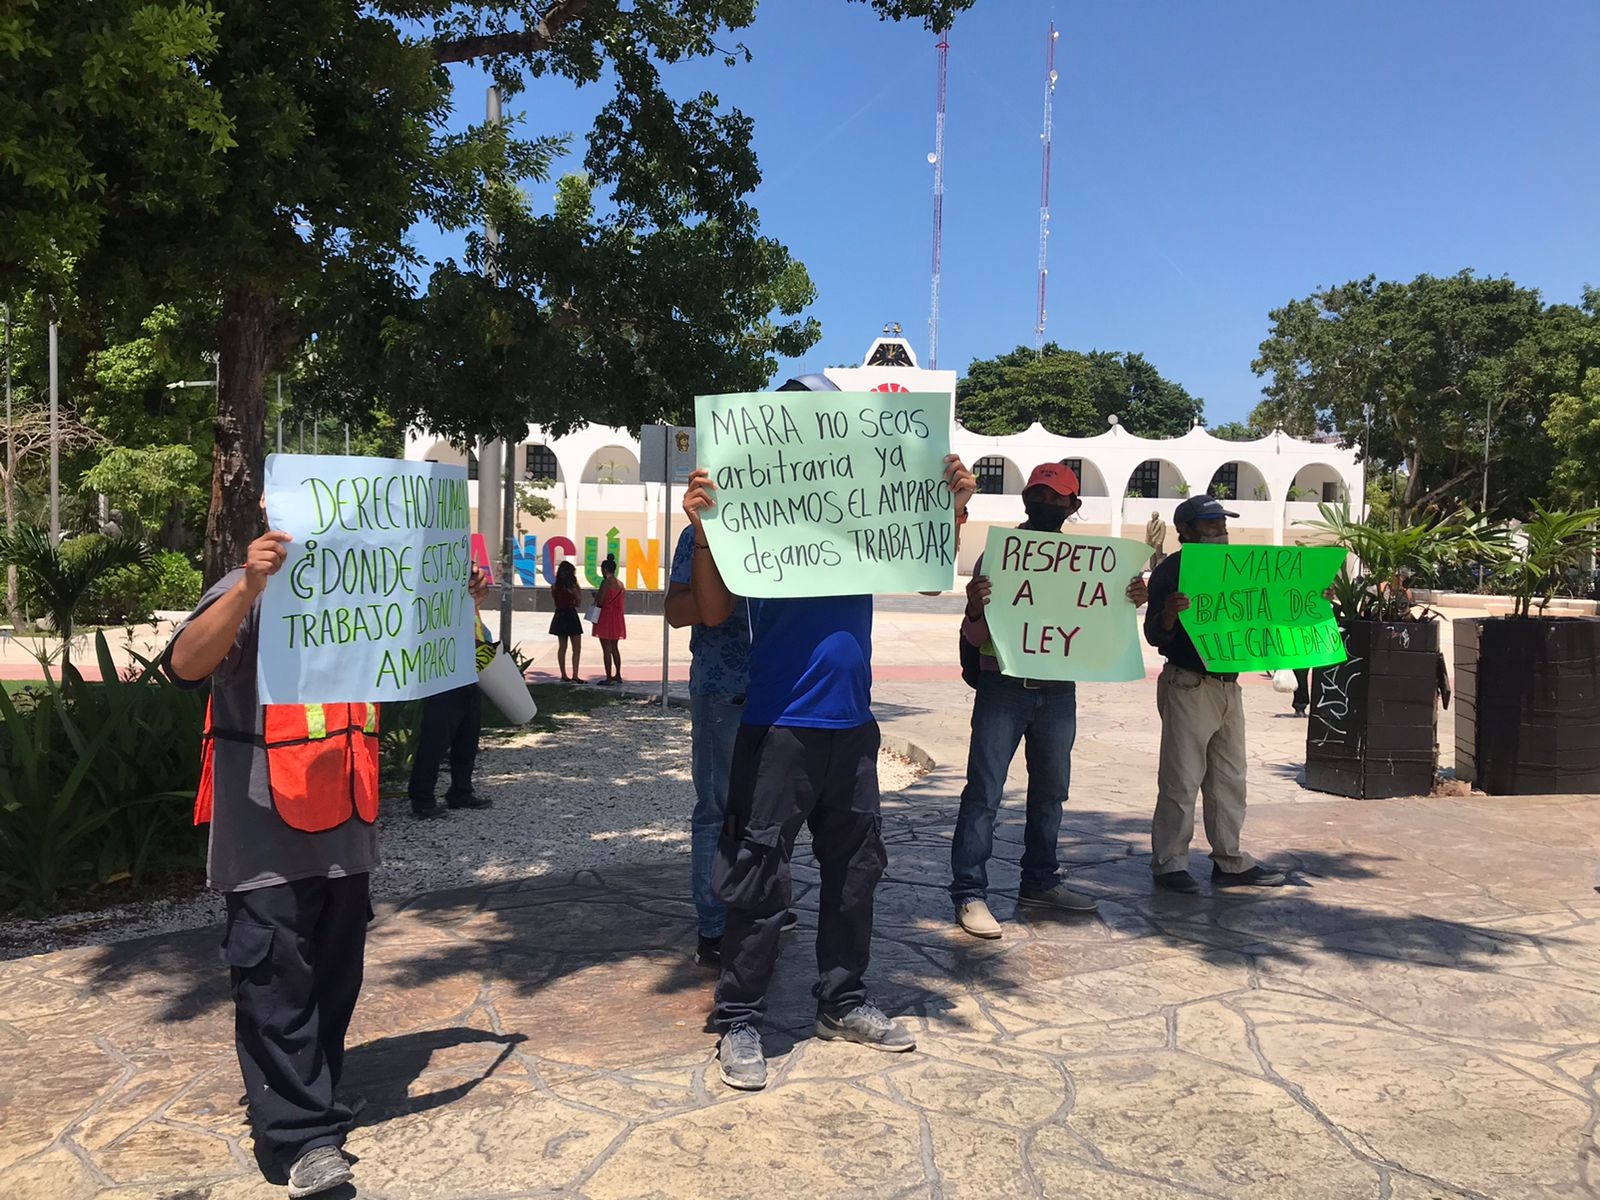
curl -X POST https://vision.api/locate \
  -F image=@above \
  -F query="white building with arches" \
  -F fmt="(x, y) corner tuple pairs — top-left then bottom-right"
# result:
(403, 336), (1361, 586)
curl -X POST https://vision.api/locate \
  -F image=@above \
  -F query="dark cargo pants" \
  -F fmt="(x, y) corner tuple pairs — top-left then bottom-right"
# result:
(221, 872), (370, 1167)
(712, 721), (885, 1033)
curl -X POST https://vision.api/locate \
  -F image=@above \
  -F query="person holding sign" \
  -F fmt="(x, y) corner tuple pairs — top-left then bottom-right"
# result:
(686, 373), (976, 1092)
(1143, 496), (1288, 893)
(162, 515), (483, 1196)
(950, 463), (1149, 939)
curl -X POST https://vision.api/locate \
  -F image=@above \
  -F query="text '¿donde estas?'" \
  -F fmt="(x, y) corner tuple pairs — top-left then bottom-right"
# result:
(258, 455), (479, 704)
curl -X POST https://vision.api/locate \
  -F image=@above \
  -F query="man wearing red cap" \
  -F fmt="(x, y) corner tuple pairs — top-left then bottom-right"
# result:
(951, 462), (1148, 939)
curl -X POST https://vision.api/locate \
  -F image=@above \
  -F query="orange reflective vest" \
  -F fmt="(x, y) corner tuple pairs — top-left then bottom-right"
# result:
(195, 701), (380, 833)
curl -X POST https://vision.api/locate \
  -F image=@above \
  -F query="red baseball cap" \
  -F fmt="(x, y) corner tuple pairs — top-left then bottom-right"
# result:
(1024, 462), (1081, 497)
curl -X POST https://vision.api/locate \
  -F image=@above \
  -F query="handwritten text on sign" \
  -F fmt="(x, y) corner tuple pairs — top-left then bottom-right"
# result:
(259, 454), (478, 704)
(694, 391), (956, 597)
(981, 528), (1152, 682)
(1177, 543), (1348, 673)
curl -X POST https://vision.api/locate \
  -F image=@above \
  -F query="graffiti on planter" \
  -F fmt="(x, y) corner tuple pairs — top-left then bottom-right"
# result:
(468, 529), (665, 590)
(1309, 651), (1364, 749)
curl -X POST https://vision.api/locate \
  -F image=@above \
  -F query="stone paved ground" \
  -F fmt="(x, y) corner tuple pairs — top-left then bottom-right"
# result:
(4, 670), (1600, 1198)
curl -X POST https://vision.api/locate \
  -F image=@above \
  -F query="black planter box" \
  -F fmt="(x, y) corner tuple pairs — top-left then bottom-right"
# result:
(1455, 616), (1600, 795)
(1305, 621), (1439, 799)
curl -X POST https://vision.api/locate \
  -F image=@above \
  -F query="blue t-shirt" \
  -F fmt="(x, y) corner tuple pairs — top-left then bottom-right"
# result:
(744, 596), (874, 729)
(669, 526), (750, 696)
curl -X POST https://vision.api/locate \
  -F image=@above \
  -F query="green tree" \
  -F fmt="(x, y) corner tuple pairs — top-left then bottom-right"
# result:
(79, 445), (206, 546)
(1206, 420), (1258, 442)
(4, 0), (975, 585)
(956, 343), (1203, 438)
(1250, 272), (1596, 522)
(1543, 290), (1600, 504)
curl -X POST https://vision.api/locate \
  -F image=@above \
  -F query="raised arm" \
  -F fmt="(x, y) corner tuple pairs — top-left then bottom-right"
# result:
(682, 468), (736, 628)
(169, 531), (290, 681)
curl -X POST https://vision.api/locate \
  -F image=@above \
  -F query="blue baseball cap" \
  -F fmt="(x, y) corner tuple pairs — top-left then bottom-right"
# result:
(1173, 495), (1239, 525)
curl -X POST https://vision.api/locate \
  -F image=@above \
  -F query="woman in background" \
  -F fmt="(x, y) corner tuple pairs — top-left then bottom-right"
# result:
(594, 555), (627, 684)
(549, 559), (584, 682)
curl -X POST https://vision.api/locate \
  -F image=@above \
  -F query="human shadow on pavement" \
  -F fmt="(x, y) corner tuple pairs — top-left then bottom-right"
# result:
(343, 1027), (528, 1120)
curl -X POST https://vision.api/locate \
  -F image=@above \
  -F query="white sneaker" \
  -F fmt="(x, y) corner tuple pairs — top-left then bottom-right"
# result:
(956, 898), (1003, 939)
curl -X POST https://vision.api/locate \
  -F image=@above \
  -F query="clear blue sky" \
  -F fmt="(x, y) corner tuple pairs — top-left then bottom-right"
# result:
(415, 0), (1600, 424)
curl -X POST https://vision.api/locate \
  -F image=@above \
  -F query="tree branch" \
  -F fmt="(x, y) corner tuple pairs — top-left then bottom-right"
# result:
(432, 0), (598, 65)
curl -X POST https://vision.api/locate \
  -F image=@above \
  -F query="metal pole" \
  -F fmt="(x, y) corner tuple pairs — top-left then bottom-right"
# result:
(487, 84), (516, 647)
(276, 375), (283, 453)
(344, 423), (349, 455)
(3, 304), (11, 489)
(48, 321), (59, 540)
(660, 430), (672, 713)
(1481, 393), (1492, 512)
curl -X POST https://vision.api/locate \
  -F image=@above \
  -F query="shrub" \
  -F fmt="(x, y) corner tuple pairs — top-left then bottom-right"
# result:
(0, 633), (205, 911)
(86, 551), (202, 623)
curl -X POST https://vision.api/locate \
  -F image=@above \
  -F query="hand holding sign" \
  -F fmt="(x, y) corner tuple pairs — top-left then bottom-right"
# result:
(694, 390), (956, 597)
(1177, 544), (1347, 673)
(980, 528), (1153, 683)
(242, 531), (293, 597)
(259, 454), (478, 705)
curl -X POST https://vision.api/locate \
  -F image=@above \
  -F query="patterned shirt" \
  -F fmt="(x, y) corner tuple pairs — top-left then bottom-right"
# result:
(670, 526), (751, 697)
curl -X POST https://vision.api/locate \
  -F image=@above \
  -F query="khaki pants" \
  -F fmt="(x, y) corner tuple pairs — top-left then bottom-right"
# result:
(1152, 665), (1255, 875)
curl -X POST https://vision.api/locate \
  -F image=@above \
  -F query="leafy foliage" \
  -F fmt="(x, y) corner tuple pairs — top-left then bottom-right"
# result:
(1293, 502), (1501, 623)
(0, 634), (204, 911)
(1485, 502), (1600, 618)
(1251, 273), (1600, 522)
(956, 343), (1203, 438)
(0, 527), (154, 664)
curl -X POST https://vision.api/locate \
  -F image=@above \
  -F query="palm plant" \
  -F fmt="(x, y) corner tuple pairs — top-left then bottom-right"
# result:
(1294, 502), (1501, 623)
(0, 527), (154, 672)
(1488, 502), (1600, 618)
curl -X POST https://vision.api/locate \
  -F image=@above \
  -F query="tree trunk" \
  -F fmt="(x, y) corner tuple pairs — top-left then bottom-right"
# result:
(204, 286), (276, 585)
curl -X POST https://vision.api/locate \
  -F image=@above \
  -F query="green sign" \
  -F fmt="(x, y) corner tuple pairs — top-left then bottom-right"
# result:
(694, 390), (956, 597)
(980, 528), (1153, 682)
(1177, 543), (1348, 673)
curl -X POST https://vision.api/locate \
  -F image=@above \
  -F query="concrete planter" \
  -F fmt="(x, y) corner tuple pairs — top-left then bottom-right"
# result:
(1454, 616), (1600, 794)
(1305, 621), (1440, 799)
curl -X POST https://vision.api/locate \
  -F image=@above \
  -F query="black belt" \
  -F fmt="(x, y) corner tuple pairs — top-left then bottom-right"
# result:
(1170, 665), (1238, 683)
(984, 673), (1075, 691)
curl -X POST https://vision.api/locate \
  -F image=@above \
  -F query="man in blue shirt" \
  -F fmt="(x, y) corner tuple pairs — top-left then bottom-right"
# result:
(684, 374), (975, 1091)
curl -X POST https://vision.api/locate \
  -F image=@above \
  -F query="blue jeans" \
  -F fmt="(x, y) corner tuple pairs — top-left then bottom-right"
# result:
(950, 673), (1077, 902)
(690, 692), (743, 937)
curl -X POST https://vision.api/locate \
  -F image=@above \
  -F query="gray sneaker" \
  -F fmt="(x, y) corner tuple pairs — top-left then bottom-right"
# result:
(287, 1145), (352, 1198)
(1017, 883), (1100, 913)
(815, 1002), (916, 1052)
(717, 1024), (768, 1091)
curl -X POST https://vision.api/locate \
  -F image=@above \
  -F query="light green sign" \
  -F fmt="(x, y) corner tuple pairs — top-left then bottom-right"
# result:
(980, 528), (1153, 682)
(259, 454), (478, 704)
(694, 390), (956, 597)
(1177, 544), (1348, 673)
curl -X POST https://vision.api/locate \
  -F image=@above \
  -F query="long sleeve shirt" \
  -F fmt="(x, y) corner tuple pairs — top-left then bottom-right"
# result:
(1143, 549), (1213, 675)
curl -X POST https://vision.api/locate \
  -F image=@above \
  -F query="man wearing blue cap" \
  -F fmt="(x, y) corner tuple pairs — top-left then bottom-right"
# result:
(1143, 496), (1287, 893)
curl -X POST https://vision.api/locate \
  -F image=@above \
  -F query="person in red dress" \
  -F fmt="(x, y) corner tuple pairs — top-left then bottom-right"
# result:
(593, 555), (627, 684)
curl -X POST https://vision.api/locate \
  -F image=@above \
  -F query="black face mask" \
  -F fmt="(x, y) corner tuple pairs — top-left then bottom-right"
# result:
(1024, 501), (1069, 532)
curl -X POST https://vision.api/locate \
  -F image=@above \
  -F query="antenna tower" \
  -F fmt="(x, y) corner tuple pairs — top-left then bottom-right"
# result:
(928, 29), (949, 370)
(1035, 23), (1059, 352)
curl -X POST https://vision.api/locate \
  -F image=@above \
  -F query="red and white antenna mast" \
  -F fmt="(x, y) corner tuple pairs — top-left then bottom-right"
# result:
(928, 29), (949, 370)
(1035, 23), (1059, 352)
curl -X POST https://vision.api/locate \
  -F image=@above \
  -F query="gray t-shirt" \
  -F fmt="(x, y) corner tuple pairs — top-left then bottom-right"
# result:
(163, 570), (380, 892)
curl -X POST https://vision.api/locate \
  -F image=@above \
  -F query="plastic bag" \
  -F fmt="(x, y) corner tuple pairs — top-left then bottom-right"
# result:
(1271, 668), (1298, 694)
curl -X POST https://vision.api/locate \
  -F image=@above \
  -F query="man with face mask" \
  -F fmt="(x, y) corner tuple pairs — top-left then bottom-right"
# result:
(950, 463), (1148, 939)
(1143, 496), (1287, 893)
